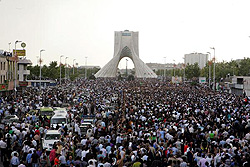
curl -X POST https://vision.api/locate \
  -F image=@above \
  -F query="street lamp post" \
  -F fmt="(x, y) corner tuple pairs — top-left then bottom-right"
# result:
(163, 57), (166, 80)
(207, 52), (211, 88)
(126, 59), (128, 77)
(39, 49), (45, 91)
(14, 40), (22, 98)
(183, 57), (185, 83)
(85, 57), (88, 79)
(210, 47), (216, 91)
(8, 42), (11, 52)
(173, 59), (176, 77)
(65, 57), (68, 81)
(60, 55), (64, 85)
(73, 59), (76, 75)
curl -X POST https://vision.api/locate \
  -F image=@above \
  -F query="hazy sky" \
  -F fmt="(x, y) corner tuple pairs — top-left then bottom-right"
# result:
(1, 0), (250, 69)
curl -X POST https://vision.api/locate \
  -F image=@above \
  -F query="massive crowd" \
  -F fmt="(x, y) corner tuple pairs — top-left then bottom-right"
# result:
(0, 79), (249, 167)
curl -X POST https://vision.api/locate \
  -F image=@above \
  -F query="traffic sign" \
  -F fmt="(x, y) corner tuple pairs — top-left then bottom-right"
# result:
(21, 42), (26, 48)
(13, 49), (26, 56)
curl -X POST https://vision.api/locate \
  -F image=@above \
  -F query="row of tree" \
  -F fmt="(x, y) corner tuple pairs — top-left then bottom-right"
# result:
(27, 61), (100, 81)
(156, 58), (250, 81)
(28, 58), (250, 81)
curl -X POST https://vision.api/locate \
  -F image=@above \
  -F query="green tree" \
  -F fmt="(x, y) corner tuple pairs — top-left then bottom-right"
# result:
(27, 65), (40, 79)
(239, 58), (250, 76)
(47, 61), (59, 79)
(185, 63), (200, 79)
(41, 65), (49, 79)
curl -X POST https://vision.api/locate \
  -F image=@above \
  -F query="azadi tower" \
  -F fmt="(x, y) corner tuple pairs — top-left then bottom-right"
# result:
(95, 30), (157, 78)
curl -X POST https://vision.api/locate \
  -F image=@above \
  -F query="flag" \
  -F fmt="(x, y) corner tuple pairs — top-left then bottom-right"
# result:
(39, 58), (43, 64)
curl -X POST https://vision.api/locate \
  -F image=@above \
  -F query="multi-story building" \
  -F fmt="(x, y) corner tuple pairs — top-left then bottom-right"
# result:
(0, 54), (7, 84)
(18, 58), (32, 82)
(0, 50), (15, 93)
(146, 63), (183, 71)
(79, 65), (101, 69)
(0, 50), (32, 94)
(184, 52), (208, 69)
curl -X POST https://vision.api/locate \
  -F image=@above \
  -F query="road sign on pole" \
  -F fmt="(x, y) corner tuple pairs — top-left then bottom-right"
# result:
(13, 49), (26, 56)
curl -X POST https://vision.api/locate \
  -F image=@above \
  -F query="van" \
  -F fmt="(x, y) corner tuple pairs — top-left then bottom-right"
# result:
(50, 114), (67, 129)
(40, 107), (54, 119)
(42, 130), (61, 151)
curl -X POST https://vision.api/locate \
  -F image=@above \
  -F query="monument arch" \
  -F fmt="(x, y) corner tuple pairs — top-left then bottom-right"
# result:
(95, 30), (157, 78)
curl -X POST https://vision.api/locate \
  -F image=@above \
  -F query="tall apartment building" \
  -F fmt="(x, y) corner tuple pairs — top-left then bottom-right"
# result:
(184, 52), (208, 69)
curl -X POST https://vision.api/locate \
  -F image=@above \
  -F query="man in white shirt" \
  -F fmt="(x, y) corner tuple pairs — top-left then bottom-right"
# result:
(81, 148), (89, 160)
(81, 137), (87, 146)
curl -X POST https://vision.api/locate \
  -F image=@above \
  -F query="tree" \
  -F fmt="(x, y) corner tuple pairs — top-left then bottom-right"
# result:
(47, 61), (59, 79)
(27, 65), (40, 80)
(239, 58), (250, 76)
(185, 63), (200, 79)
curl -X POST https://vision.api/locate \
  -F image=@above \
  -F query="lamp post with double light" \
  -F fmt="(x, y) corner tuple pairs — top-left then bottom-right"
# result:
(14, 40), (22, 98)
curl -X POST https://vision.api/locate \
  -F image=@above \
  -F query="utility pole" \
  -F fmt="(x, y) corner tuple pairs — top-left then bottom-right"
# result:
(73, 59), (76, 75)
(85, 57), (88, 79)
(60, 55), (63, 85)
(126, 59), (128, 78)
(65, 57), (68, 81)
(39, 49), (45, 91)
(207, 52), (211, 88)
(14, 40), (22, 98)
(210, 47), (216, 91)
(163, 57), (166, 81)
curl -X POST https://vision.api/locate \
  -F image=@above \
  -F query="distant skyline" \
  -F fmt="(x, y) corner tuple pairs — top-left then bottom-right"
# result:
(1, 0), (250, 69)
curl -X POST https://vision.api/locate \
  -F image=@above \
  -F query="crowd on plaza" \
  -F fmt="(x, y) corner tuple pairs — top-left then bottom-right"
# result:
(0, 78), (249, 167)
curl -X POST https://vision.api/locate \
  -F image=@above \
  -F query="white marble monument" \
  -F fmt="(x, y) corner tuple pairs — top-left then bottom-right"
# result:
(95, 30), (157, 78)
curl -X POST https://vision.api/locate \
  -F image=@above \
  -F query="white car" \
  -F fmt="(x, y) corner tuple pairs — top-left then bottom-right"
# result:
(42, 130), (61, 151)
